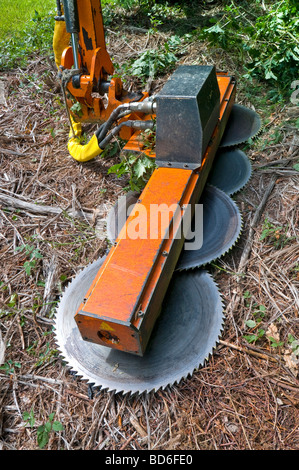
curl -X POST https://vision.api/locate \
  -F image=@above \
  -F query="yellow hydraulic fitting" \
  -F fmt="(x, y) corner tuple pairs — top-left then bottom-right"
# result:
(67, 120), (103, 162)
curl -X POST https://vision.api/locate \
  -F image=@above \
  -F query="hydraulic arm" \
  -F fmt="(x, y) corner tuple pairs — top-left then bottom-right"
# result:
(55, 0), (148, 125)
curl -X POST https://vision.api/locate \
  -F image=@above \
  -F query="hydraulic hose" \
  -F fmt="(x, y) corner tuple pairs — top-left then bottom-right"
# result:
(96, 99), (156, 142)
(67, 118), (154, 162)
(98, 120), (155, 149)
(53, 14), (156, 164)
(52, 11), (102, 162)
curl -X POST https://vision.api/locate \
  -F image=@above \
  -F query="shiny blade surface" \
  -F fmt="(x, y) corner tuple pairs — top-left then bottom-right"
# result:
(176, 185), (242, 271)
(54, 258), (224, 395)
(107, 186), (242, 271)
(207, 148), (252, 195)
(220, 103), (261, 148)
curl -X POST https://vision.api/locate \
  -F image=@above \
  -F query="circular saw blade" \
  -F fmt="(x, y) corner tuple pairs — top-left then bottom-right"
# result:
(107, 186), (242, 272)
(54, 258), (224, 395)
(208, 148), (252, 195)
(176, 185), (242, 271)
(220, 103), (261, 148)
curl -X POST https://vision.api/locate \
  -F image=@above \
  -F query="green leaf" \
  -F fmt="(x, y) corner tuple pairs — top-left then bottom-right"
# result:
(24, 260), (36, 275)
(265, 70), (277, 80)
(52, 421), (64, 432)
(70, 102), (83, 117)
(31, 249), (43, 259)
(134, 159), (147, 179)
(269, 337), (284, 348)
(37, 426), (49, 449)
(259, 305), (266, 312)
(207, 24), (225, 34)
(293, 163), (299, 171)
(23, 409), (35, 427)
(257, 328), (265, 338)
(45, 421), (52, 432)
(8, 294), (18, 307)
(245, 320), (256, 328)
(108, 162), (127, 177)
(244, 328), (265, 344)
(244, 334), (258, 344)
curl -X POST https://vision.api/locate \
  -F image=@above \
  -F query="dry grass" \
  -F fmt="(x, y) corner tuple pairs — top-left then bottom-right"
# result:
(0, 26), (298, 451)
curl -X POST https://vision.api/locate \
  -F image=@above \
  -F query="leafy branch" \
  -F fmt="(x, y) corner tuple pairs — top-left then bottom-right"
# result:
(200, 0), (299, 96)
(108, 152), (156, 191)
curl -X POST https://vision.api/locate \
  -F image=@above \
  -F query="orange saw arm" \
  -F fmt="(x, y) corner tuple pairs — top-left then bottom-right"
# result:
(74, 70), (236, 355)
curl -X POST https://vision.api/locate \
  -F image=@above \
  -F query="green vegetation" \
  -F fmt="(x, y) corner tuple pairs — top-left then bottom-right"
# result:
(0, 359), (22, 375)
(26, 337), (58, 368)
(200, 0), (298, 97)
(108, 152), (157, 191)
(104, 0), (299, 100)
(0, 0), (53, 41)
(260, 217), (293, 250)
(23, 410), (64, 449)
(242, 292), (299, 353)
(243, 293), (267, 345)
(0, 8), (54, 69)
(1, 1), (298, 100)
(15, 239), (43, 276)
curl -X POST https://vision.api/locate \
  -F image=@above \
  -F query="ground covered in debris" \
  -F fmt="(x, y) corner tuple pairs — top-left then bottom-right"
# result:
(0, 3), (298, 451)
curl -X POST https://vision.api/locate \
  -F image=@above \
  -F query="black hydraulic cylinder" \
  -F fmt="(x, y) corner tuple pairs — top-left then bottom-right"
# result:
(62, 0), (79, 33)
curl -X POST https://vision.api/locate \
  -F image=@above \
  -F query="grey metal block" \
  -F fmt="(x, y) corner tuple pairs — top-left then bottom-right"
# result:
(155, 65), (220, 169)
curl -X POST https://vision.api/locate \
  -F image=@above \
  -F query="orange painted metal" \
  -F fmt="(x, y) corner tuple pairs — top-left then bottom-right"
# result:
(76, 167), (193, 355)
(60, 0), (148, 126)
(76, 0), (108, 73)
(75, 74), (236, 355)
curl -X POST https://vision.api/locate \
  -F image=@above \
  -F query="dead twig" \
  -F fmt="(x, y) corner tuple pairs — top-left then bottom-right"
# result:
(40, 255), (58, 317)
(219, 339), (278, 363)
(0, 192), (94, 221)
(238, 174), (278, 275)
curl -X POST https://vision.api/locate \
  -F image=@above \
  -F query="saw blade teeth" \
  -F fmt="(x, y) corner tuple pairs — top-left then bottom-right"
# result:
(54, 220), (225, 395)
(219, 103), (262, 148)
(176, 185), (242, 272)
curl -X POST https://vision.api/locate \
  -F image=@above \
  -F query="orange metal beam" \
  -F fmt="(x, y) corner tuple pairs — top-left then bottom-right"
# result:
(75, 74), (236, 355)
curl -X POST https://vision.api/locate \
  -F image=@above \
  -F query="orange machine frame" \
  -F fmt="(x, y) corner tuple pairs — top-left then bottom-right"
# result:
(74, 73), (236, 355)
